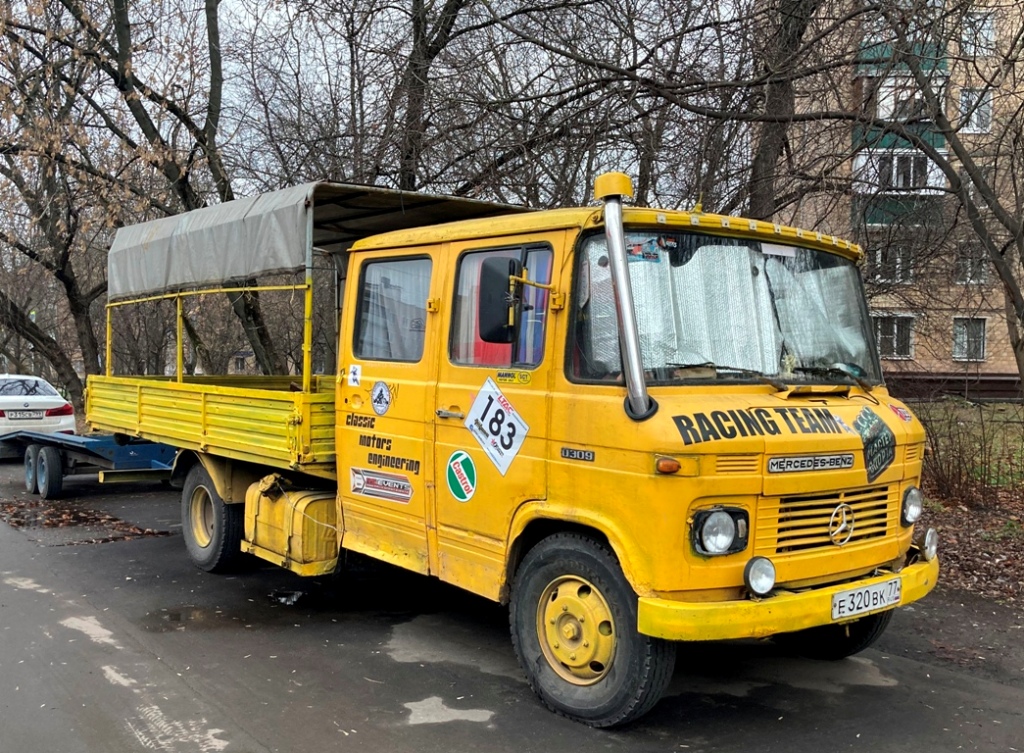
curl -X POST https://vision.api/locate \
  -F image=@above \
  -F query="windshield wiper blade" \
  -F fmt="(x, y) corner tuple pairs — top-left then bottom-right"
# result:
(668, 362), (786, 391)
(793, 365), (874, 392)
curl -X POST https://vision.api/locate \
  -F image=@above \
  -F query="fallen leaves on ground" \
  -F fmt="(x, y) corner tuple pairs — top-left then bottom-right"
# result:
(923, 485), (1023, 606)
(0, 498), (170, 543)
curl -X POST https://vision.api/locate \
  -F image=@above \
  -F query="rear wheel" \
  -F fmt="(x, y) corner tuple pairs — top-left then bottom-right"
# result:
(775, 609), (894, 660)
(24, 444), (40, 494)
(181, 463), (243, 573)
(510, 533), (676, 727)
(36, 446), (64, 500)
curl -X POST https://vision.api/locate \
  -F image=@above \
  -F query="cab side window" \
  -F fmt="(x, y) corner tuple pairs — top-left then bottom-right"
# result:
(450, 245), (552, 368)
(354, 257), (432, 362)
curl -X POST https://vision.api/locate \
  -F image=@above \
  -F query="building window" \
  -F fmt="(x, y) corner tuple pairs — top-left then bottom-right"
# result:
(962, 11), (996, 57)
(953, 317), (986, 361)
(234, 356), (246, 373)
(892, 87), (927, 121)
(878, 152), (930, 190)
(873, 316), (913, 359)
(867, 244), (913, 283)
(853, 151), (944, 194)
(959, 88), (993, 133)
(955, 244), (988, 284)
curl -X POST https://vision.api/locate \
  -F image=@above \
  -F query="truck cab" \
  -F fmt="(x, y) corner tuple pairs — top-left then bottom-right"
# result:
(331, 174), (938, 725)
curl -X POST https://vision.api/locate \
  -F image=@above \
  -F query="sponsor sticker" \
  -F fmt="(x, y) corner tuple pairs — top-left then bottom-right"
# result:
(446, 450), (477, 502)
(889, 404), (913, 422)
(767, 453), (855, 473)
(853, 407), (896, 483)
(465, 378), (529, 475)
(347, 364), (361, 387)
(496, 371), (531, 385)
(371, 381), (392, 416)
(350, 467), (413, 503)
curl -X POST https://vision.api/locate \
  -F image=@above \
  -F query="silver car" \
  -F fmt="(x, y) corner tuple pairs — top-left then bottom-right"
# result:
(0, 374), (76, 458)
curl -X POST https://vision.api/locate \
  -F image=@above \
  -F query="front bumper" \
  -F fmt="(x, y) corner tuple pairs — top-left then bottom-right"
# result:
(637, 555), (939, 641)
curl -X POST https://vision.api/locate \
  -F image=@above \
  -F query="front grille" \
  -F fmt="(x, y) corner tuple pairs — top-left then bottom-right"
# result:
(716, 455), (760, 474)
(755, 484), (897, 555)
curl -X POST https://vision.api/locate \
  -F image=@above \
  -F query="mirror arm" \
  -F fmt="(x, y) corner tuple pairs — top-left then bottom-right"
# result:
(511, 269), (557, 292)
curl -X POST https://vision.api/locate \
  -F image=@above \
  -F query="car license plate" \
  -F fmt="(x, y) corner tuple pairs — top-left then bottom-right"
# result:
(7, 410), (43, 420)
(831, 578), (901, 620)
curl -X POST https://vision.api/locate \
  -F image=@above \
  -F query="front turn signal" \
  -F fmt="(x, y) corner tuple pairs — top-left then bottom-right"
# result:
(655, 456), (681, 474)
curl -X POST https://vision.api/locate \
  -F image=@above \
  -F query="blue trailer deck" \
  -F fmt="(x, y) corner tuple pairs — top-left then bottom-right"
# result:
(1, 431), (176, 499)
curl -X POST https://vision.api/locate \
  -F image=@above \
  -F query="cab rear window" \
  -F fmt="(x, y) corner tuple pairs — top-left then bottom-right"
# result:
(354, 257), (432, 362)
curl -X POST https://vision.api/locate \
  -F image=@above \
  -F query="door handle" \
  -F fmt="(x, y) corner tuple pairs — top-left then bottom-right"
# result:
(436, 408), (465, 419)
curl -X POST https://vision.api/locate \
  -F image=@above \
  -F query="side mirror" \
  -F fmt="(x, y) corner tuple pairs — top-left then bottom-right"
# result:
(478, 257), (522, 343)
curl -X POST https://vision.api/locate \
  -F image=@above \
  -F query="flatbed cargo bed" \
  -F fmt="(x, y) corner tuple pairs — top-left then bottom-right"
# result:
(86, 375), (337, 480)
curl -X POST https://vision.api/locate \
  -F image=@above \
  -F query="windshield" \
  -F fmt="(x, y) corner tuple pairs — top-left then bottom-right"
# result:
(570, 230), (882, 385)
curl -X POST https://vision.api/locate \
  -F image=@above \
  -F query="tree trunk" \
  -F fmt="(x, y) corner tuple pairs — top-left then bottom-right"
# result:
(747, 0), (822, 220)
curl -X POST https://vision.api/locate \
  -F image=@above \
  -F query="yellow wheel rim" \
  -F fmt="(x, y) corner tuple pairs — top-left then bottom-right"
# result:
(189, 485), (214, 548)
(537, 575), (616, 685)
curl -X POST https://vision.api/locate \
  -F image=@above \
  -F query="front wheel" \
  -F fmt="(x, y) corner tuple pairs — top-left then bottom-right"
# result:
(181, 463), (243, 573)
(510, 533), (676, 727)
(774, 609), (894, 660)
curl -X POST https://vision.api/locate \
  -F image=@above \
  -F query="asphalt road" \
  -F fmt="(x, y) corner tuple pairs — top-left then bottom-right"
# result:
(1, 461), (1021, 752)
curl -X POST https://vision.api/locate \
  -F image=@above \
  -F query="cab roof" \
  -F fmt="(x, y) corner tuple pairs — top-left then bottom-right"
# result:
(349, 205), (862, 261)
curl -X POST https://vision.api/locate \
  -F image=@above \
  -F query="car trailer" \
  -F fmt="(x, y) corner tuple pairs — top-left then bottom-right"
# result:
(1, 432), (176, 499)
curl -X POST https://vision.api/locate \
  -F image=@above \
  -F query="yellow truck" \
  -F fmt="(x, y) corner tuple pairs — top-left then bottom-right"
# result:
(87, 174), (939, 727)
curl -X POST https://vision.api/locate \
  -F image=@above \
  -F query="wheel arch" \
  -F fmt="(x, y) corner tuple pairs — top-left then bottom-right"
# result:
(171, 451), (268, 504)
(503, 508), (642, 605)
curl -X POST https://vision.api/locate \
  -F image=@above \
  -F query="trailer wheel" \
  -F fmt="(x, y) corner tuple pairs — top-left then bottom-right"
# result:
(181, 464), (243, 573)
(24, 444), (41, 494)
(36, 446), (64, 500)
(774, 609), (894, 660)
(509, 533), (676, 728)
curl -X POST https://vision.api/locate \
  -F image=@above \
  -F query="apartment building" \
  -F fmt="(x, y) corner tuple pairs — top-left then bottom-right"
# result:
(794, 1), (1022, 398)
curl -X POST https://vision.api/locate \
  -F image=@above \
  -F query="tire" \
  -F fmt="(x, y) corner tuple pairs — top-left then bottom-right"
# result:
(774, 609), (894, 660)
(510, 533), (676, 728)
(24, 444), (40, 494)
(36, 446), (64, 500)
(181, 463), (244, 573)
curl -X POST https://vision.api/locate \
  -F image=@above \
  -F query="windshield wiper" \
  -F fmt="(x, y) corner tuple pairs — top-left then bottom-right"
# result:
(793, 365), (874, 392)
(668, 362), (787, 391)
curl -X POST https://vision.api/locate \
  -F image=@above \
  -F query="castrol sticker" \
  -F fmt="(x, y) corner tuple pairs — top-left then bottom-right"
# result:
(446, 450), (477, 502)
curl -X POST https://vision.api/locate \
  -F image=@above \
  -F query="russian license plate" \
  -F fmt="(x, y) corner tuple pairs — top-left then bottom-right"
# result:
(831, 578), (901, 620)
(6, 410), (43, 420)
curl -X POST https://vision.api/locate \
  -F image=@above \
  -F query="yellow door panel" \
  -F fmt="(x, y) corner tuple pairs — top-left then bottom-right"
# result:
(432, 234), (566, 599)
(337, 250), (440, 575)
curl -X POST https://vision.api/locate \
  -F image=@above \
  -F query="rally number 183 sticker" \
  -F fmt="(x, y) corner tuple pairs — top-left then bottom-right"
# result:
(465, 377), (529, 476)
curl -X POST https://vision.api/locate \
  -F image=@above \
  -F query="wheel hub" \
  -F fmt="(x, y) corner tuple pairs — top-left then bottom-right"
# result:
(189, 486), (215, 548)
(537, 575), (615, 685)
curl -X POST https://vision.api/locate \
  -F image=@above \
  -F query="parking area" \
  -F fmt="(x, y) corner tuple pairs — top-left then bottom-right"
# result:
(0, 460), (1021, 752)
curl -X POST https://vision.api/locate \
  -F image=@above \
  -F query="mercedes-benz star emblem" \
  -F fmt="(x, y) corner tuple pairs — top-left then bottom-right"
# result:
(828, 503), (855, 546)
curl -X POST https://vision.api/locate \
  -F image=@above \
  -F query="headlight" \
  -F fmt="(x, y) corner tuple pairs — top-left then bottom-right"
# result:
(692, 508), (749, 555)
(744, 556), (776, 596)
(902, 486), (924, 526)
(702, 511), (735, 553)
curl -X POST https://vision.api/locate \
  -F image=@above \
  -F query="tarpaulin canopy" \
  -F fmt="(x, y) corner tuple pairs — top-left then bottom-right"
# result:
(107, 182), (530, 300)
